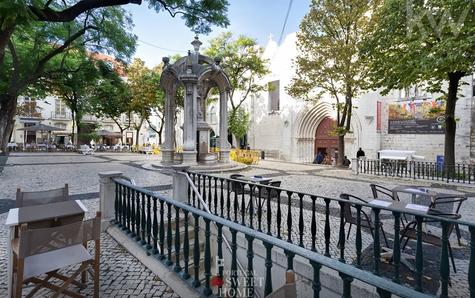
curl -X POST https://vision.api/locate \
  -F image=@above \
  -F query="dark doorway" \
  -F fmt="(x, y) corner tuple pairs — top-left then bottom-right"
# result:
(24, 123), (37, 144)
(314, 117), (338, 158)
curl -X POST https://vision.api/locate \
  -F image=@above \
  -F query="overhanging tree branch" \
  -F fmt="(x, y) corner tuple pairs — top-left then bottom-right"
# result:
(29, 0), (142, 22)
(21, 25), (98, 89)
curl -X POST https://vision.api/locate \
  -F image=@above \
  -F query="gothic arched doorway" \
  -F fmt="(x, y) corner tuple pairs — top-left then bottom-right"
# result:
(314, 117), (338, 157)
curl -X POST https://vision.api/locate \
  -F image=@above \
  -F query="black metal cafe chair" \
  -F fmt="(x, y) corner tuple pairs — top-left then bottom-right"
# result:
(340, 193), (389, 247)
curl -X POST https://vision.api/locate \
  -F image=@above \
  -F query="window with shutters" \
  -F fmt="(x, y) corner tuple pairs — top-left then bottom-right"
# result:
(55, 98), (66, 116)
(376, 101), (382, 132)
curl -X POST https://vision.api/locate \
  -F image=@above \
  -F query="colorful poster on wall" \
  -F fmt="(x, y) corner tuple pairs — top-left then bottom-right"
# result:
(388, 99), (445, 134)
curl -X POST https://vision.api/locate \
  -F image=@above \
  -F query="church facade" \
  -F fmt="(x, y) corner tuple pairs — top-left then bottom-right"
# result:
(234, 33), (475, 164)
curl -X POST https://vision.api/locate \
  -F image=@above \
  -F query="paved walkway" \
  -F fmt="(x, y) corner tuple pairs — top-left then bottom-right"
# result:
(0, 153), (176, 297)
(1, 153), (473, 297)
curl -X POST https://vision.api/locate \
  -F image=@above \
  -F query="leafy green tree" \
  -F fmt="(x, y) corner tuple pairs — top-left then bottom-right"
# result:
(0, 5), (135, 151)
(146, 65), (167, 145)
(204, 32), (269, 146)
(363, 0), (475, 167)
(228, 107), (249, 142)
(0, 0), (229, 153)
(89, 61), (132, 143)
(40, 52), (99, 144)
(0, 0), (230, 65)
(287, 0), (376, 166)
(127, 58), (164, 145)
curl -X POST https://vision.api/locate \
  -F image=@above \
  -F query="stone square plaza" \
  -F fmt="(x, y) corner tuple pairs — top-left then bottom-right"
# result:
(1, 0), (474, 297)
(1, 152), (475, 297)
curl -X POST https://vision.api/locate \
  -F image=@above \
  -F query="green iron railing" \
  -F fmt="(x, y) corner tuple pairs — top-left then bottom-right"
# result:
(113, 176), (475, 297)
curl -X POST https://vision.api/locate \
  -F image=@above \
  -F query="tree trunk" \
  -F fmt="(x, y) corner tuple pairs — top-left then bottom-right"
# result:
(76, 119), (82, 145)
(444, 72), (463, 167)
(0, 24), (16, 67)
(135, 128), (140, 146)
(71, 111), (76, 144)
(337, 135), (345, 167)
(0, 93), (18, 154)
(119, 127), (125, 144)
(134, 117), (144, 146)
(158, 121), (164, 145)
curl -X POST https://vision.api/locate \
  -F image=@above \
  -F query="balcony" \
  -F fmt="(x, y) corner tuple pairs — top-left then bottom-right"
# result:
(83, 114), (98, 122)
(50, 111), (72, 120)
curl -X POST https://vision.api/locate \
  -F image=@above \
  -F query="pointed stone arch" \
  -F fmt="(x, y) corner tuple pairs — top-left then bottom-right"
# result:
(294, 103), (335, 162)
(293, 102), (362, 162)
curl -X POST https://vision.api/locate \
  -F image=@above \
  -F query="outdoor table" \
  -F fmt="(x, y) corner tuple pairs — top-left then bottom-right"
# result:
(368, 198), (430, 271)
(5, 200), (87, 296)
(391, 185), (463, 206)
(36, 143), (47, 151)
(235, 175), (272, 185)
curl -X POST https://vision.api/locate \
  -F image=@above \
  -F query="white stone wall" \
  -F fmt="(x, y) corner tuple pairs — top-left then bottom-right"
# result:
(239, 33), (475, 164)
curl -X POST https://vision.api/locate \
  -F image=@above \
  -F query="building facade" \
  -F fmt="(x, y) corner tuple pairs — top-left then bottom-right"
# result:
(10, 96), (154, 147)
(223, 33), (475, 164)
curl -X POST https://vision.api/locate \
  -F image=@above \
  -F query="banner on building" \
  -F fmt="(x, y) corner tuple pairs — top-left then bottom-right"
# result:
(388, 99), (445, 134)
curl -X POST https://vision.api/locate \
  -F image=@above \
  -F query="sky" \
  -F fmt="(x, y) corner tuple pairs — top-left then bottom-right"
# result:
(123, 0), (311, 67)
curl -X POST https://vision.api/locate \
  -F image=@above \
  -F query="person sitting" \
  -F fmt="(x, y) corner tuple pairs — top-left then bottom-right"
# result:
(343, 156), (351, 167)
(313, 152), (324, 164)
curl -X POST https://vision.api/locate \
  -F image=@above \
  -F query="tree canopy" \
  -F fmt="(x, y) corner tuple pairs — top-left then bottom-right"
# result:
(288, 0), (377, 165)
(89, 59), (132, 141)
(363, 0), (475, 165)
(0, 0), (229, 152)
(204, 32), (269, 145)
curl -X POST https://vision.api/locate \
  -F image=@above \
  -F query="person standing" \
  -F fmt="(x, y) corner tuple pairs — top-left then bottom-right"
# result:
(356, 147), (365, 159)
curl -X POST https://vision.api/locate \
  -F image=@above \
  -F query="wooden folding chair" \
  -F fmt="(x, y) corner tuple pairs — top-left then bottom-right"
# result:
(16, 184), (81, 229)
(12, 212), (101, 298)
(16, 184), (69, 207)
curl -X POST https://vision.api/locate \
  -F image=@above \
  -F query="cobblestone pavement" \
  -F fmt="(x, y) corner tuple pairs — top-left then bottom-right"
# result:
(1, 153), (474, 297)
(0, 153), (177, 297)
(205, 159), (473, 297)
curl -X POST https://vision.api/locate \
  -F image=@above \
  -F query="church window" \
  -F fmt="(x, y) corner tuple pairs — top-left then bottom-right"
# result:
(268, 80), (280, 112)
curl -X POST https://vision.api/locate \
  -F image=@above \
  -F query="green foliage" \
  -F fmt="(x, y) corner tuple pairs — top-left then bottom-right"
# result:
(288, 0), (376, 131)
(204, 32), (269, 111)
(1, 5), (136, 96)
(363, 0), (475, 94)
(89, 61), (131, 127)
(0, 0), (35, 28)
(147, 0), (230, 34)
(204, 32), (268, 142)
(288, 0), (377, 165)
(2, 0), (229, 33)
(363, 0), (475, 166)
(41, 51), (98, 124)
(228, 107), (249, 140)
(127, 58), (165, 122)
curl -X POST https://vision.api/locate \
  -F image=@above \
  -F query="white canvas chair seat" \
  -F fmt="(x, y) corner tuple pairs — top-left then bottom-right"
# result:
(23, 244), (92, 280)
(12, 212), (101, 298)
